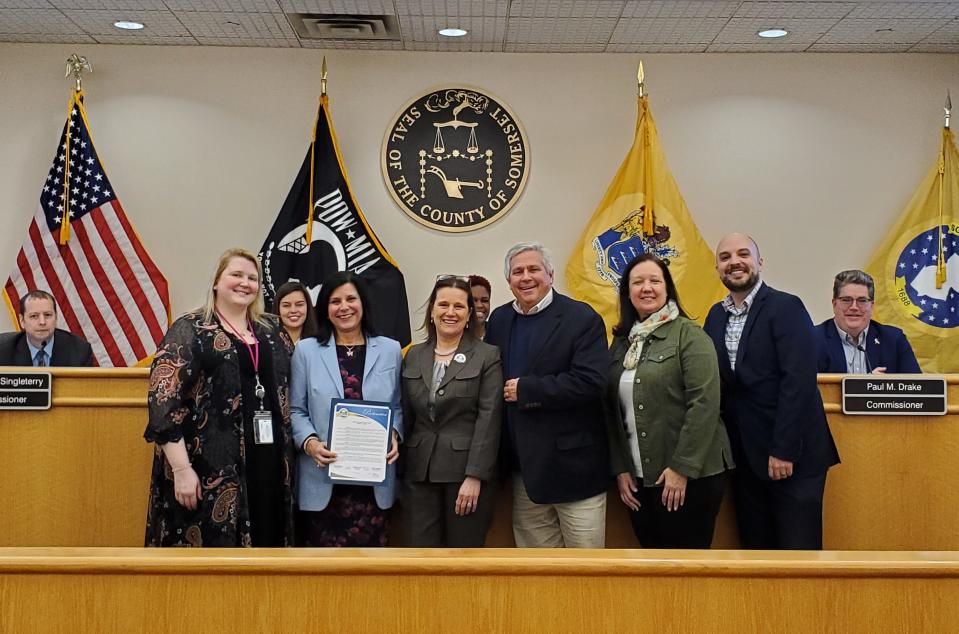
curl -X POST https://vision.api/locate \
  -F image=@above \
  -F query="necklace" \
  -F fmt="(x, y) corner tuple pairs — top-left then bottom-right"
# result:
(434, 347), (456, 356)
(345, 345), (356, 357)
(338, 339), (364, 357)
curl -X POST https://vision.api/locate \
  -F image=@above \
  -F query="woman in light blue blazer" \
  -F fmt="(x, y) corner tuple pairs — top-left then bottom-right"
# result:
(290, 271), (403, 547)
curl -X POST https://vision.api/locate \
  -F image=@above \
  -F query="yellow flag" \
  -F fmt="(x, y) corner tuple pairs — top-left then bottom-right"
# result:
(865, 128), (959, 373)
(565, 96), (725, 334)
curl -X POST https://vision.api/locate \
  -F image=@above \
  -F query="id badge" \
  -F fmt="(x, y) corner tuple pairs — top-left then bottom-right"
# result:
(253, 410), (274, 445)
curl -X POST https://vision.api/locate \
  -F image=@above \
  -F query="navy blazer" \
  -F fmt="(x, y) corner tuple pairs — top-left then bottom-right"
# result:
(815, 319), (921, 374)
(0, 329), (94, 367)
(703, 284), (839, 480)
(484, 292), (609, 504)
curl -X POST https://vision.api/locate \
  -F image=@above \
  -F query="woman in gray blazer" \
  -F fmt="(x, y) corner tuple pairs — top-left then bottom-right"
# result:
(290, 271), (403, 547)
(401, 276), (503, 547)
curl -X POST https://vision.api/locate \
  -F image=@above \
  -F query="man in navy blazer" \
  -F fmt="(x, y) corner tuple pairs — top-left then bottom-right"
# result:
(484, 242), (609, 548)
(816, 269), (921, 374)
(0, 290), (94, 367)
(703, 234), (839, 550)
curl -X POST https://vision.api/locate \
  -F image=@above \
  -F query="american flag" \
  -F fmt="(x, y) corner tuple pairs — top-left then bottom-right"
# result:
(3, 92), (170, 367)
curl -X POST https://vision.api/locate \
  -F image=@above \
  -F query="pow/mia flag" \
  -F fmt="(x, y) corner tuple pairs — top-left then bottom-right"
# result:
(259, 94), (411, 346)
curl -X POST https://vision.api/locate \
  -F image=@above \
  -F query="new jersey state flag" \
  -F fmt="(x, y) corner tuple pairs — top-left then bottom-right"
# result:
(565, 95), (724, 333)
(865, 127), (959, 373)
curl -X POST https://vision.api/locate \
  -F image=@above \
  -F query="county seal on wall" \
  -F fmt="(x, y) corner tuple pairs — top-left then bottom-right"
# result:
(381, 87), (530, 233)
(892, 223), (959, 329)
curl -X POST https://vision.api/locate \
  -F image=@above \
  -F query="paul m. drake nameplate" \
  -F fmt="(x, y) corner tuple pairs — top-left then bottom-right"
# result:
(0, 372), (52, 410)
(381, 87), (530, 233)
(842, 376), (947, 415)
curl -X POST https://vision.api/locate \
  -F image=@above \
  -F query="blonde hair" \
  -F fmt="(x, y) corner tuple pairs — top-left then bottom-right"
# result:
(199, 248), (269, 327)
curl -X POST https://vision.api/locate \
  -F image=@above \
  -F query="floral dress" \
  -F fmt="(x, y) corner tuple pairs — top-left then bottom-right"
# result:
(144, 312), (295, 547)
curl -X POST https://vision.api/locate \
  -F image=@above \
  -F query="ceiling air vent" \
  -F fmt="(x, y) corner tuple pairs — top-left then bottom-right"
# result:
(288, 13), (399, 41)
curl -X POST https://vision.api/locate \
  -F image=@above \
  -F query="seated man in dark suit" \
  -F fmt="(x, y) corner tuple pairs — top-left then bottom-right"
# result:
(815, 269), (921, 374)
(0, 290), (94, 367)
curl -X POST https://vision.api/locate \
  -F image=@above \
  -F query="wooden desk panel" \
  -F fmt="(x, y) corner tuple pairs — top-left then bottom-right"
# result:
(0, 371), (956, 550)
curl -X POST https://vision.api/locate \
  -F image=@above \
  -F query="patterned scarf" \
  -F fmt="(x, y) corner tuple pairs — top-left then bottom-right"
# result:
(623, 300), (680, 370)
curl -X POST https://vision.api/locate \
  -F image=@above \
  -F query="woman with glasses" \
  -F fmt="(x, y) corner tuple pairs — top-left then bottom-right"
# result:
(290, 271), (403, 547)
(604, 254), (734, 549)
(400, 275), (503, 547)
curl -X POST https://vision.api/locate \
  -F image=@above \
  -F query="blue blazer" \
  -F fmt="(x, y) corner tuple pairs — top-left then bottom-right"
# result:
(484, 292), (609, 504)
(815, 319), (921, 374)
(703, 284), (840, 480)
(290, 334), (404, 511)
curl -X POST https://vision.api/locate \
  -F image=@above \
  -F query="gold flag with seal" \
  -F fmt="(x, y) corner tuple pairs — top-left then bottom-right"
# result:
(565, 90), (724, 334)
(865, 125), (959, 373)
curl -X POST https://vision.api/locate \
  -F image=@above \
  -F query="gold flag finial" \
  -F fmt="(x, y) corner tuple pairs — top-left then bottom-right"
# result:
(945, 90), (952, 129)
(64, 54), (92, 93)
(321, 56), (328, 96)
(637, 60), (645, 98)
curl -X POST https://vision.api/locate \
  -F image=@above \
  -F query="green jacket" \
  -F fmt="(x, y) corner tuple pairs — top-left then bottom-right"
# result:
(604, 317), (734, 484)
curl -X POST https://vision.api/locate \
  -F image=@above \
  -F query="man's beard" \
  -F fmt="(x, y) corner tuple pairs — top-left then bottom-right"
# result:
(721, 269), (759, 293)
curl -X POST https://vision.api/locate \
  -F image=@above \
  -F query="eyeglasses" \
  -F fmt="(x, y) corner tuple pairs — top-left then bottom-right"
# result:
(836, 297), (873, 307)
(436, 274), (470, 284)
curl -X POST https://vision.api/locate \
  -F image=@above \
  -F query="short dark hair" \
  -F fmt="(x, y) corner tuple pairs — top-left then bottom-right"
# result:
(19, 290), (57, 316)
(419, 277), (478, 342)
(311, 271), (378, 344)
(833, 269), (875, 300)
(612, 254), (688, 337)
(468, 274), (491, 294)
(274, 281), (319, 340)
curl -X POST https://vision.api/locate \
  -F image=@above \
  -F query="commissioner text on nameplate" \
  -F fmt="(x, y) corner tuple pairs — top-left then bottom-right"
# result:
(841, 376), (947, 416)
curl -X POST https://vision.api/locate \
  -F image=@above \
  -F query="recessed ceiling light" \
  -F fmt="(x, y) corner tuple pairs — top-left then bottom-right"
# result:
(438, 27), (468, 37)
(758, 28), (788, 38)
(113, 20), (145, 31)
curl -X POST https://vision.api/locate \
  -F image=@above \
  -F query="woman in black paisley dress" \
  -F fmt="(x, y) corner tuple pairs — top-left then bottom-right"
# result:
(144, 248), (295, 547)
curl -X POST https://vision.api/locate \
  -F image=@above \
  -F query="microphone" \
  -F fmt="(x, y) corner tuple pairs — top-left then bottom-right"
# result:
(855, 343), (872, 374)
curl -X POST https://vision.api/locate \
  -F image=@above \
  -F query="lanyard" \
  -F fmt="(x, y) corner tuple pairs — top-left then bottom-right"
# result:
(216, 310), (266, 408)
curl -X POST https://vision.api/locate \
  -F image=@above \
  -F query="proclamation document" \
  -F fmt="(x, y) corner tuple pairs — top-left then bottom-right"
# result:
(324, 399), (393, 487)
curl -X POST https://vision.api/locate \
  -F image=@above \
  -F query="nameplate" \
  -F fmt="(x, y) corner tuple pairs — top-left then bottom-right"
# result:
(841, 376), (947, 416)
(0, 372), (52, 410)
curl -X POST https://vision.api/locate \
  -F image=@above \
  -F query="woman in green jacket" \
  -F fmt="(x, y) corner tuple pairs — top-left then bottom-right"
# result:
(604, 254), (734, 548)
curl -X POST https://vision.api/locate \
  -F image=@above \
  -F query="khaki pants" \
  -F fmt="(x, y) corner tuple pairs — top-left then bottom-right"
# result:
(511, 477), (606, 548)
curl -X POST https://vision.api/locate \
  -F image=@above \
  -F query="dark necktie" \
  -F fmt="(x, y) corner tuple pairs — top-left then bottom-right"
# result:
(35, 345), (47, 367)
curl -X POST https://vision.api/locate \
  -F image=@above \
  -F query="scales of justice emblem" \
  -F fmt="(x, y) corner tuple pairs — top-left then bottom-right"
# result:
(593, 207), (679, 288)
(382, 87), (529, 233)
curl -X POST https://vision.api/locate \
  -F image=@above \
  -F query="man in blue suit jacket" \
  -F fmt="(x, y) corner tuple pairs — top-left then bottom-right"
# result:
(703, 234), (839, 550)
(485, 242), (609, 548)
(816, 269), (921, 374)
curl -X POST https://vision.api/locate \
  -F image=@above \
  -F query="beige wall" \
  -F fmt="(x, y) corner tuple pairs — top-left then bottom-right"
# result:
(0, 43), (956, 336)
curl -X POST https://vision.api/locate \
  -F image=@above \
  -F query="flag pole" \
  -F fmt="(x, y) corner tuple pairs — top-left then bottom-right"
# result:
(937, 91), (952, 288)
(306, 57), (329, 244)
(60, 54), (92, 246)
(638, 60), (655, 236)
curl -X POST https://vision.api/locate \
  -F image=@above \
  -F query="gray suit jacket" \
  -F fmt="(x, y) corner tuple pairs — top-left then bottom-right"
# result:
(401, 334), (503, 483)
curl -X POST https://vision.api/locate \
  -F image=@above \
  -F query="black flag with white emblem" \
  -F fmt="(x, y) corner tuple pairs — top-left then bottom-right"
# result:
(259, 94), (411, 346)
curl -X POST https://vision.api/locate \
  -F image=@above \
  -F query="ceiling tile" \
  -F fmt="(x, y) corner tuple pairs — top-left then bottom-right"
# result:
(713, 17), (839, 44)
(509, 0), (625, 19)
(505, 41), (607, 52)
(53, 0), (168, 8)
(278, 0), (395, 14)
(610, 16), (727, 44)
(733, 1), (856, 20)
(193, 35), (298, 45)
(621, 1), (739, 19)
(506, 16), (618, 44)
(403, 38), (502, 51)
(846, 2), (959, 20)
(808, 40), (913, 51)
(399, 14), (504, 41)
(910, 41), (959, 52)
(164, 0), (283, 11)
(918, 17), (959, 43)
(0, 32), (94, 41)
(174, 10), (297, 38)
(0, 1), (54, 7)
(606, 41), (708, 52)
(0, 7), (84, 33)
(818, 18), (943, 43)
(706, 40), (812, 52)
(298, 36), (402, 47)
(61, 9), (193, 35)
(396, 0), (509, 17)
(92, 34), (199, 43)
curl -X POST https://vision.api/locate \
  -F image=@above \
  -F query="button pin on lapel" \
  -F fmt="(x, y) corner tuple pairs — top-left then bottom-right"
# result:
(453, 353), (466, 364)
